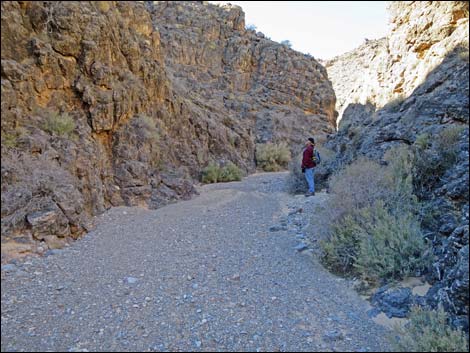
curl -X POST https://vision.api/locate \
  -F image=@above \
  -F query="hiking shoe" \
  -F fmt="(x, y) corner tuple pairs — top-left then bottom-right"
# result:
(305, 192), (315, 197)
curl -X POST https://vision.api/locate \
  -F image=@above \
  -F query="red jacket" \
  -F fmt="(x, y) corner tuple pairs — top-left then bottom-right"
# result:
(302, 145), (315, 169)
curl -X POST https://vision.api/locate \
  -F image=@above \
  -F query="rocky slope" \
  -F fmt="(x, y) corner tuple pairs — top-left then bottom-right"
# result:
(325, 1), (469, 124)
(322, 1), (469, 331)
(1, 1), (336, 261)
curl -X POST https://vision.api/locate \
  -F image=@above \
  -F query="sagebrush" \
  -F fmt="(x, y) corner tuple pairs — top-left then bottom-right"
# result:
(43, 112), (75, 137)
(412, 126), (465, 198)
(201, 161), (242, 183)
(320, 147), (430, 282)
(256, 142), (291, 172)
(393, 306), (469, 352)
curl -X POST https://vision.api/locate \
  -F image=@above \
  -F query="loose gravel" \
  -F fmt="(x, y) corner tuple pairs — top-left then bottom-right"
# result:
(1, 172), (391, 352)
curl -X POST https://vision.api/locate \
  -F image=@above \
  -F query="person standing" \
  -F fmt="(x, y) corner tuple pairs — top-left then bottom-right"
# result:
(301, 137), (321, 196)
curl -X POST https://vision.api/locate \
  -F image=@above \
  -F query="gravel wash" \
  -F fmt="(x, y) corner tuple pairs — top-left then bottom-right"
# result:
(1, 172), (390, 352)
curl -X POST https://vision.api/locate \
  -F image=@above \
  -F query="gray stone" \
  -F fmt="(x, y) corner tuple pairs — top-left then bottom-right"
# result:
(125, 277), (138, 285)
(371, 286), (413, 318)
(295, 243), (308, 252)
(323, 330), (344, 342)
(1, 264), (17, 272)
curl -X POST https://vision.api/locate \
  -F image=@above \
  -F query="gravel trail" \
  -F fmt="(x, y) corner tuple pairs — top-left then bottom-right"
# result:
(1, 172), (390, 352)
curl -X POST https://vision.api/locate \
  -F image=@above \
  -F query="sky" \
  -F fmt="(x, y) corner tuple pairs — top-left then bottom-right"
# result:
(211, 1), (389, 60)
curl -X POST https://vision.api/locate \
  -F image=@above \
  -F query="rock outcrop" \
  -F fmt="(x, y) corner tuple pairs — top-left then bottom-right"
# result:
(325, 1), (469, 124)
(1, 1), (336, 260)
(322, 1), (469, 330)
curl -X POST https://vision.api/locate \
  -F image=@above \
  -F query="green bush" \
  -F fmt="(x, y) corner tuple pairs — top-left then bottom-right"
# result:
(256, 142), (291, 172)
(393, 306), (469, 352)
(43, 112), (75, 137)
(320, 215), (362, 275)
(201, 162), (220, 184)
(321, 201), (430, 282)
(354, 202), (430, 282)
(1, 132), (18, 148)
(412, 126), (466, 198)
(201, 161), (242, 183)
(384, 95), (405, 112)
(218, 161), (242, 182)
(320, 146), (429, 282)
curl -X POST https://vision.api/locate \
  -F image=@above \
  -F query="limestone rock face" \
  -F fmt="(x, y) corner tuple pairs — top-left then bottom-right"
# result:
(1, 1), (335, 260)
(322, 1), (469, 330)
(325, 1), (469, 124)
(149, 1), (336, 144)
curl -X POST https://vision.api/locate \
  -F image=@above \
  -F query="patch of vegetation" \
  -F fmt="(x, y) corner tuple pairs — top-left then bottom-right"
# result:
(256, 142), (291, 172)
(354, 202), (430, 282)
(280, 40), (292, 48)
(218, 161), (242, 182)
(201, 161), (243, 183)
(392, 306), (469, 352)
(320, 146), (430, 282)
(201, 162), (220, 183)
(43, 112), (75, 137)
(383, 95), (405, 112)
(1, 132), (18, 148)
(412, 125), (465, 198)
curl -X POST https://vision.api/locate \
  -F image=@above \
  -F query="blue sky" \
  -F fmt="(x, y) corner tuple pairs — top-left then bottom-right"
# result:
(212, 1), (389, 59)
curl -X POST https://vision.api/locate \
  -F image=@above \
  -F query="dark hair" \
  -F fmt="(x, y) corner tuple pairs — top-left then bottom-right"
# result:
(308, 137), (315, 144)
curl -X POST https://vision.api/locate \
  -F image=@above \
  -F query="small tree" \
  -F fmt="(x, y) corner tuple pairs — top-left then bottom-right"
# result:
(281, 40), (292, 48)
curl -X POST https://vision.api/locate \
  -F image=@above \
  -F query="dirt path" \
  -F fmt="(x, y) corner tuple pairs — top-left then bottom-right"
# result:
(1, 172), (390, 352)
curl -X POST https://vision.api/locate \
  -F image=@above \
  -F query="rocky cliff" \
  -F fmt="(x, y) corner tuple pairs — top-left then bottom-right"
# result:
(325, 1), (469, 124)
(322, 1), (469, 330)
(1, 1), (336, 261)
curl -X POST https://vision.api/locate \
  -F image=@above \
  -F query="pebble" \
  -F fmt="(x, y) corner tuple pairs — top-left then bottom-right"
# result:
(125, 277), (138, 284)
(1, 264), (17, 272)
(295, 243), (308, 252)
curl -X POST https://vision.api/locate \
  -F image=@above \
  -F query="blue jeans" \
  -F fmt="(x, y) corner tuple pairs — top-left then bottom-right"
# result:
(304, 167), (315, 193)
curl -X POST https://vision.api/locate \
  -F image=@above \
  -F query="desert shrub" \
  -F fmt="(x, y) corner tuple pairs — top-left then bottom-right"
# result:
(201, 161), (242, 183)
(320, 146), (429, 282)
(256, 142), (291, 172)
(320, 215), (362, 274)
(321, 201), (429, 282)
(280, 40), (292, 48)
(1, 132), (18, 148)
(412, 126), (465, 198)
(354, 202), (430, 282)
(218, 161), (242, 182)
(383, 95), (405, 112)
(201, 162), (220, 184)
(434, 125), (465, 167)
(95, 1), (111, 12)
(383, 145), (418, 212)
(393, 306), (469, 352)
(326, 157), (393, 221)
(43, 112), (75, 137)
